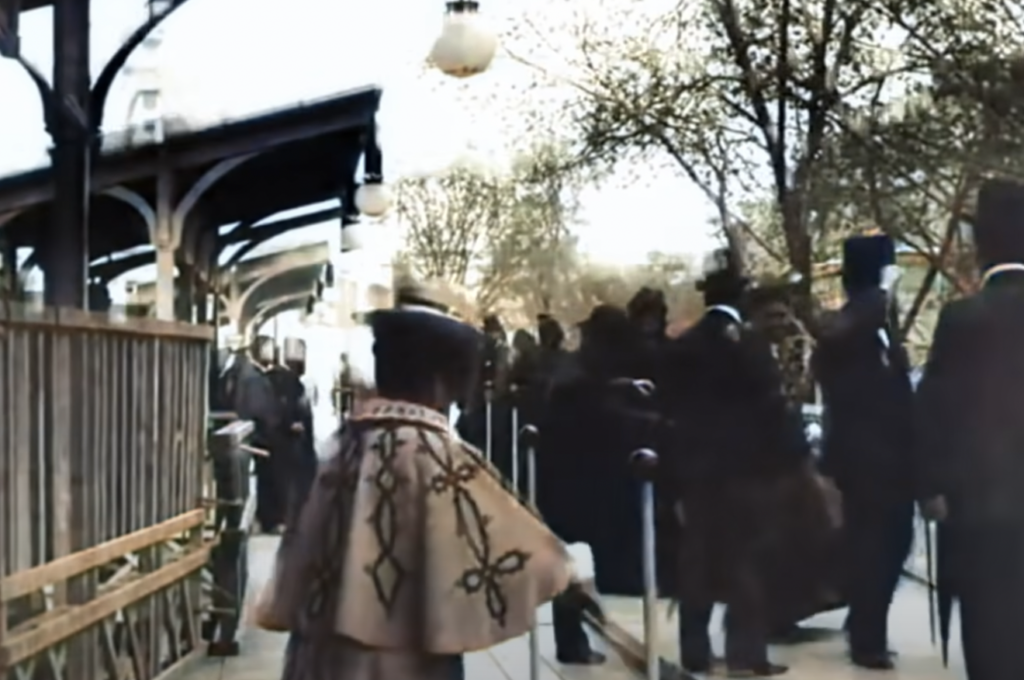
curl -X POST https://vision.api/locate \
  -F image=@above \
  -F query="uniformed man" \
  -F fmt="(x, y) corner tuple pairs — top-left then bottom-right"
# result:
(811, 234), (915, 669)
(915, 177), (1024, 680)
(665, 247), (808, 676)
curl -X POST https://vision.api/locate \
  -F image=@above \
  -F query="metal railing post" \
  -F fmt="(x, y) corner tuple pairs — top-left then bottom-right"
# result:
(205, 416), (255, 656)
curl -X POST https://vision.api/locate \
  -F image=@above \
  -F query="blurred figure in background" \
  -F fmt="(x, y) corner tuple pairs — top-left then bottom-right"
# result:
(235, 335), (290, 534)
(278, 337), (318, 523)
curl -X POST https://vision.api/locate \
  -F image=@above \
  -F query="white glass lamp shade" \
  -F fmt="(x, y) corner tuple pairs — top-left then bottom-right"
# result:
(341, 222), (368, 252)
(354, 182), (393, 218)
(428, 3), (499, 78)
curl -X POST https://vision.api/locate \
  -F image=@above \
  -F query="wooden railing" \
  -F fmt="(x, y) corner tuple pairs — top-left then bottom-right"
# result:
(0, 303), (213, 680)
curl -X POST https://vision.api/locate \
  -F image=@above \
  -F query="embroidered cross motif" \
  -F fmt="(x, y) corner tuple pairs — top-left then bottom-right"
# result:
(364, 428), (408, 614)
(418, 429), (531, 627)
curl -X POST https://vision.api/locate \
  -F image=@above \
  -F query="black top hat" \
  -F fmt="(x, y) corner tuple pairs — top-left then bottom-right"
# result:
(841, 234), (896, 293)
(975, 177), (1024, 271)
(366, 281), (482, 353)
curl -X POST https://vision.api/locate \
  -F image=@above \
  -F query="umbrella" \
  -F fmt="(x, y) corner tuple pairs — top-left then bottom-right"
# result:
(935, 523), (956, 667)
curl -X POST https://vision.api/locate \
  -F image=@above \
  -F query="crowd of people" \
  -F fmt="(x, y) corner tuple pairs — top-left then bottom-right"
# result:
(232, 176), (1024, 680)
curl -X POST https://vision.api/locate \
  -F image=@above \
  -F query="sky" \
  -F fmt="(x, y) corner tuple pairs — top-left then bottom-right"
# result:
(0, 0), (722, 276)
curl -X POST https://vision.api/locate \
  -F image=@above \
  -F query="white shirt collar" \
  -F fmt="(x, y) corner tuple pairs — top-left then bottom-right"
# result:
(707, 304), (743, 324)
(982, 262), (1024, 286)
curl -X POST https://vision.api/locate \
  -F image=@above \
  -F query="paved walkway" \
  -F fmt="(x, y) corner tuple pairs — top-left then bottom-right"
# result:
(183, 534), (966, 680)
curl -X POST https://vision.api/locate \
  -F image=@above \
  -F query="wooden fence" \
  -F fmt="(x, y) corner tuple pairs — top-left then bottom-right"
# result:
(0, 303), (213, 680)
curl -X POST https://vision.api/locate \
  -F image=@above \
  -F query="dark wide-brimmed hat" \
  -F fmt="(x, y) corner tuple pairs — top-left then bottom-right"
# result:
(626, 286), (668, 320)
(577, 304), (633, 344)
(841, 234), (896, 293)
(365, 279), (482, 352)
(697, 247), (749, 292)
(975, 177), (1024, 272)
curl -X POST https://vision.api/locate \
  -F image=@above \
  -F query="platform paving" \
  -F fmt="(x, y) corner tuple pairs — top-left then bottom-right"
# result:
(181, 533), (966, 680)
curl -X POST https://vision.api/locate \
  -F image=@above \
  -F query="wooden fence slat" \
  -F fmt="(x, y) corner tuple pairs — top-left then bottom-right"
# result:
(1, 510), (205, 602)
(0, 543), (214, 668)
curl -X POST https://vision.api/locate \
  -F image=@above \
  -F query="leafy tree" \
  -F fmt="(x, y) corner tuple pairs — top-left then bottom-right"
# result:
(550, 251), (702, 329)
(507, 0), (1024, 334)
(396, 142), (584, 321)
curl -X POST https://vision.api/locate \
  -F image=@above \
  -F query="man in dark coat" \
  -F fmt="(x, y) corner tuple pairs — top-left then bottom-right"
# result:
(665, 247), (809, 676)
(811, 235), (915, 670)
(277, 337), (319, 524)
(535, 305), (663, 665)
(915, 177), (1024, 680)
(626, 286), (671, 384)
(235, 335), (291, 533)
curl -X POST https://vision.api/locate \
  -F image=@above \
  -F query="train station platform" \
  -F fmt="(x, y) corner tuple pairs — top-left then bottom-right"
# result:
(182, 535), (965, 680)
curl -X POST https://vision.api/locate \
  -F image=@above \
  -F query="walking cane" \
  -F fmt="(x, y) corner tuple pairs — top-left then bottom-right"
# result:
(630, 448), (660, 680)
(519, 424), (542, 680)
(510, 385), (520, 491)
(484, 380), (494, 463)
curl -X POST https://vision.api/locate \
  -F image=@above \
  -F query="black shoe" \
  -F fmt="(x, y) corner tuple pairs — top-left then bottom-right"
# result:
(556, 650), (606, 665)
(850, 652), (896, 670)
(682, 657), (712, 673)
(727, 662), (789, 677)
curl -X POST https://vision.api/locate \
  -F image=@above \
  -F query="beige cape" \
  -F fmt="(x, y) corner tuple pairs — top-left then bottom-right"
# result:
(257, 398), (571, 654)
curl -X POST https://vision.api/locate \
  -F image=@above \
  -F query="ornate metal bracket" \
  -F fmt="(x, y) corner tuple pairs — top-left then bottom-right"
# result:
(1, 0), (192, 140)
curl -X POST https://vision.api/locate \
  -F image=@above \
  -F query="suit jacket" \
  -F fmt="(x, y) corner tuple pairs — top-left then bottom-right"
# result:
(665, 309), (809, 491)
(916, 270), (1024, 525)
(812, 290), (915, 495)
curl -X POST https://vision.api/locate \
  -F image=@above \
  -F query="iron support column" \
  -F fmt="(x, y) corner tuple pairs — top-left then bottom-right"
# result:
(46, 0), (91, 308)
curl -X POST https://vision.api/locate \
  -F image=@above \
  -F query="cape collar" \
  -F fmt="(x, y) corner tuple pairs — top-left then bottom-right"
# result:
(350, 397), (450, 433)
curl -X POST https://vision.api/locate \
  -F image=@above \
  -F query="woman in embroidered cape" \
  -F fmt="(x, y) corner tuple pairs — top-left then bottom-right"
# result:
(259, 282), (573, 680)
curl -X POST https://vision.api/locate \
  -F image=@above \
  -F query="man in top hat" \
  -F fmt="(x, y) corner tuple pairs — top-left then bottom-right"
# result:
(664, 247), (809, 676)
(915, 177), (1024, 680)
(260, 279), (575, 680)
(811, 234), (915, 669)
